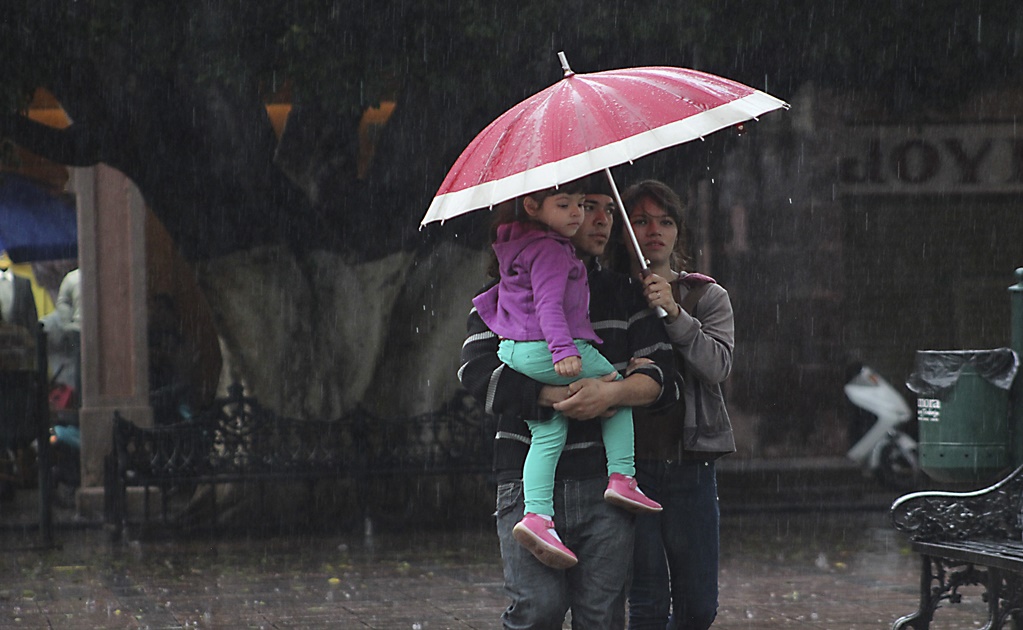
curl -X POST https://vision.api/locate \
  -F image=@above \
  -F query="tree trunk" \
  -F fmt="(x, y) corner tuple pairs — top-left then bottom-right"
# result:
(194, 241), (487, 420)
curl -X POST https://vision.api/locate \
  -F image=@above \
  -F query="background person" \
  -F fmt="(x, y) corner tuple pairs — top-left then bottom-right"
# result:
(0, 255), (39, 499)
(54, 268), (81, 332)
(0, 257), (39, 332)
(607, 179), (736, 630)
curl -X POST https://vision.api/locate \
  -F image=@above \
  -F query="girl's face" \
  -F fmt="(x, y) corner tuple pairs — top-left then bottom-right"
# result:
(627, 196), (678, 268)
(524, 192), (586, 238)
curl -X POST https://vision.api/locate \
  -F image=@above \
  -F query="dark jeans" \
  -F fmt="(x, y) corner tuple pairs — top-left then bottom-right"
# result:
(628, 459), (719, 630)
(496, 477), (634, 629)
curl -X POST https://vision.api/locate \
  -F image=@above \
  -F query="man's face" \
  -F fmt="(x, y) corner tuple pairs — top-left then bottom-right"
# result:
(573, 194), (615, 258)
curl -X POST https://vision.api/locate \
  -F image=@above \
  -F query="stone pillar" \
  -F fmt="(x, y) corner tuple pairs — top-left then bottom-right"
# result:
(72, 165), (151, 513)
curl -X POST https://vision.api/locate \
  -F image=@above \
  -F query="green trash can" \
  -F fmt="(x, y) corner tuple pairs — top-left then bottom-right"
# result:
(908, 349), (1019, 483)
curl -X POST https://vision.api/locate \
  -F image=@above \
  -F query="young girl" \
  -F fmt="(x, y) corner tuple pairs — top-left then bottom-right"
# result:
(473, 179), (661, 570)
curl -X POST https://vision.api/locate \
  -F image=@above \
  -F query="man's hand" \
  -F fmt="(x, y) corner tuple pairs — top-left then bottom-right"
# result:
(538, 384), (571, 408)
(625, 357), (654, 376)
(552, 373), (619, 420)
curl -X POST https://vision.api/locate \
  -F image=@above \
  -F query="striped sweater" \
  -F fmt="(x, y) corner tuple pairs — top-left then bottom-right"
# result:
(459, 260), (680, 483)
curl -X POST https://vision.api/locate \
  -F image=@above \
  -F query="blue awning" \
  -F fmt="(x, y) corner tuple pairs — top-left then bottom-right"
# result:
(0, 173), (77, 263)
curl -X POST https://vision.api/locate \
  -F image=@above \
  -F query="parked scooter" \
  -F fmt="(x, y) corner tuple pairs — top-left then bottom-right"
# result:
(844, 364), (920, 490)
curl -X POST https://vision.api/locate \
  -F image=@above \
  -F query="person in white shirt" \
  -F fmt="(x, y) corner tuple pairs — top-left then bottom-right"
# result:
(54, 268), (81, 332)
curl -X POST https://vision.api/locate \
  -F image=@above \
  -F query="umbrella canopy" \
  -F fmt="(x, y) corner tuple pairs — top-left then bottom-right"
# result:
(421, 54), (789, 227)
(0, 173), (78, 263)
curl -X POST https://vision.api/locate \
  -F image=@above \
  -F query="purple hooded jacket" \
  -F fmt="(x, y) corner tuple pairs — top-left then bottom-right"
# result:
(472, 222), (601, 364)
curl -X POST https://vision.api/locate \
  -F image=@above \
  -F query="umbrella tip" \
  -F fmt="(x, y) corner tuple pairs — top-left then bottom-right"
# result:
(557, 51), (574, 77)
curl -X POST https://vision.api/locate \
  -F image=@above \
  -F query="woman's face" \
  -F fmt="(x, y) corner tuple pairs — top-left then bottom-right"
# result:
(627, 196), (678, 268)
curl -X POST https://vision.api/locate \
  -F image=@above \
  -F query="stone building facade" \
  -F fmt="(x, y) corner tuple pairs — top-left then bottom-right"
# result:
(683, 84), (1023, 458)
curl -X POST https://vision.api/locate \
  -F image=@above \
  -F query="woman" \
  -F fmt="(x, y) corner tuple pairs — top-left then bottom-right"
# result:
(607, 179), (736, 630)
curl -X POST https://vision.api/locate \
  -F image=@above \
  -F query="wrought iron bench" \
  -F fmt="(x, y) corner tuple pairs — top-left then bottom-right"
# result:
(105, 383), (492, 533)
(889, 464), (1023, 629)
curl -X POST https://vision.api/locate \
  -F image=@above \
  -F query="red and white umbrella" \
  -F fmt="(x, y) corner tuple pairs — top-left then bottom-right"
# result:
(422, 53), (787, 314)
(421, 52), (788, 228)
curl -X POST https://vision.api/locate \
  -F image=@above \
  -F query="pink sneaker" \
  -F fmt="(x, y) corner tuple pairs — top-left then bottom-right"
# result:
(512, 513), (578, 569)
(604, 473), (663, 513)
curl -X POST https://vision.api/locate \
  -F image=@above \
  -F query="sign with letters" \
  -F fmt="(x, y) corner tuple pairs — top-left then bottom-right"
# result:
(918, 398), (940, 422)
(839, 124), (1023, 195)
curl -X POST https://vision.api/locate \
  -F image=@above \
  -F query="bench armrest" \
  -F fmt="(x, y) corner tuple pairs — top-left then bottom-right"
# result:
(890, 464), (1023, 542)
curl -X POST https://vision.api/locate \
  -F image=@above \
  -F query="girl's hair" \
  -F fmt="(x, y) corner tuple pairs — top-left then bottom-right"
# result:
(484, 178), (588, 278)
(606, 179), (691, 274)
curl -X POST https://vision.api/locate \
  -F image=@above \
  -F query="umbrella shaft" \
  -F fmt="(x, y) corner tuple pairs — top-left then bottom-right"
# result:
(603, 169), (647, 272)
(603, 169), (667, 319)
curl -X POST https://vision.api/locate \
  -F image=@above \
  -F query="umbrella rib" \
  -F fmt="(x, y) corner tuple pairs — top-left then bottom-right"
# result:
(568, 70), (729, 150)
(445, 82), (578, 209)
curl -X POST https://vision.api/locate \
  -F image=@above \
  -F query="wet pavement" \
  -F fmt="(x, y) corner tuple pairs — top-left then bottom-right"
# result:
(0, 469), (994, 629)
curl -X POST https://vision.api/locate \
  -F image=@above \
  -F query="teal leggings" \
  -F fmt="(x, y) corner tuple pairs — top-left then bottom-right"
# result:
(498, 339), (635, 516)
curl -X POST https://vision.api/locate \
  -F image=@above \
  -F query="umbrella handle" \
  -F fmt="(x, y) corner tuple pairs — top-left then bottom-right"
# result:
(603, 169), (668, 319)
